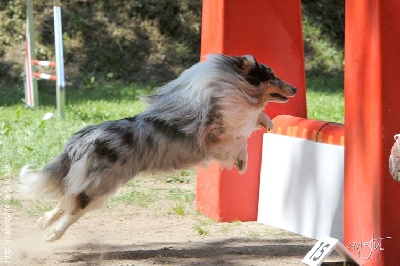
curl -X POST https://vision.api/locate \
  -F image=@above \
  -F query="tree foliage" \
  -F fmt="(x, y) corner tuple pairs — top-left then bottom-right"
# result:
(0, 0), (344, 86)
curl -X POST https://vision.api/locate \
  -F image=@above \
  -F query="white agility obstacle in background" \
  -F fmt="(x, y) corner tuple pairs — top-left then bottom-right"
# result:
(25, 0), (65, 118)
(258, 133), (344, 242)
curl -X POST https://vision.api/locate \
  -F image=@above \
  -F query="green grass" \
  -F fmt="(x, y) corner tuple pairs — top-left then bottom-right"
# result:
(193, 216), (215, 236)
(167, 187), (196, 202)
(110, 189), (159, 208)
(107, 171), (197, 214)
(0, 197), (22, 208)
(0, 83), (150, 174)
(25, 200), (56, 216)
(164, 169), (194, 184)
(194, 225), (209, 236)
(171, 202), (186, 216)
(306, 73), (344, 123)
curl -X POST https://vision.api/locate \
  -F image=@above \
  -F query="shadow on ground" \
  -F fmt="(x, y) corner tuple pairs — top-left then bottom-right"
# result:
(62, 238), (313, 265)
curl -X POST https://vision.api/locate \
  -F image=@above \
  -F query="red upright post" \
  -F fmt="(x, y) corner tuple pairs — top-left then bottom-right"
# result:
(197, 0), (307, 222)
(344, 0), (400, 264)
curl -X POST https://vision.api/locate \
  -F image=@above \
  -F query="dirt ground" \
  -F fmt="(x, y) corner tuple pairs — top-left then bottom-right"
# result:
(7, 172), (344, 265)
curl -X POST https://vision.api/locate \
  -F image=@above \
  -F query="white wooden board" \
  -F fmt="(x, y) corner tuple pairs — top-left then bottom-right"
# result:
(258, 134), (344, 241)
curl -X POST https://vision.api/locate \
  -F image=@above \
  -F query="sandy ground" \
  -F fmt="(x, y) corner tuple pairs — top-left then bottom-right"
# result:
(4, 172), (345, 265)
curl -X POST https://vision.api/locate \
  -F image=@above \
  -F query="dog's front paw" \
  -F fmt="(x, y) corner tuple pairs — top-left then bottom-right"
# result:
(235, 159), (247, 174)
(235, 146), (248, 174)
(258, 113), (274, 132)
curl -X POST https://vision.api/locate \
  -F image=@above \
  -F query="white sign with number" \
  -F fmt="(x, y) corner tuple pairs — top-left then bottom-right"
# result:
(302, 236), (363, 266)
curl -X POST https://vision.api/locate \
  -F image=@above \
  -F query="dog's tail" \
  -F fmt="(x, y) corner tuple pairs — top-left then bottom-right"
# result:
(19, 153), (70, 199)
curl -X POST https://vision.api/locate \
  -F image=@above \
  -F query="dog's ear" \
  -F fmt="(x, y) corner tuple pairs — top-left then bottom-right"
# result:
(241, 54), (257, 73)
(240, 55), (276, 86)
(230, 54), (257, 73)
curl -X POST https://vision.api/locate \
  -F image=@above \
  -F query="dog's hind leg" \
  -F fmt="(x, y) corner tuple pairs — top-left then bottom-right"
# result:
(37, 203), (64, 230)
(44, 192), (111, 242)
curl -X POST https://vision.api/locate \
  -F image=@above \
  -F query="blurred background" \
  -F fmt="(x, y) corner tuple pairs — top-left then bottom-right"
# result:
(0, 0), (344, 104)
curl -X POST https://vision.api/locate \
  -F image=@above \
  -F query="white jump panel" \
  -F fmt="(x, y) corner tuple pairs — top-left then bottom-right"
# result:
(258, 134), (344, 241)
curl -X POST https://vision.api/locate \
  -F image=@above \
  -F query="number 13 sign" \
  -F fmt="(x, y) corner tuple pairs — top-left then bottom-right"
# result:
(302, 236), (363, 266)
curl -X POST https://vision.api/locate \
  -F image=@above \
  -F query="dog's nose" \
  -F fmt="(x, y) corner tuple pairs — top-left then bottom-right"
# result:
(285, 83), (297, 95)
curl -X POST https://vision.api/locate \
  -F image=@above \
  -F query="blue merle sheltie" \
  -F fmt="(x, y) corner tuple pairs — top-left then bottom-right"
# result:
(19, 54), (296, 241)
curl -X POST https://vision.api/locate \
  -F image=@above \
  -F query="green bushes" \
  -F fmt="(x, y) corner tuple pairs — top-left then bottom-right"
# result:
(1, 0), (202, 86)
(0, 0), (344, 87)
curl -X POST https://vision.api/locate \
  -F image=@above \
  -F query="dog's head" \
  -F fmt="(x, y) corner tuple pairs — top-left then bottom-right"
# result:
(231, 54), (297, 104)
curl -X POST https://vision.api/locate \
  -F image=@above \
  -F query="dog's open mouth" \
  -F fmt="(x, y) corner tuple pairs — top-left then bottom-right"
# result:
(269, 93), (289, 102)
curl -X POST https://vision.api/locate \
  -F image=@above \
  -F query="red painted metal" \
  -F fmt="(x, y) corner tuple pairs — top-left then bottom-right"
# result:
(272, 115), (344, 146)
(32, 59), (57, 68)
(196, 0), (307, 222)
(33, 72), (57, 81)
(344, 0), (400, 264)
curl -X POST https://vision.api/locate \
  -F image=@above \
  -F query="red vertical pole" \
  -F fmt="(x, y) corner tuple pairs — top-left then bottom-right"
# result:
(345, 0), (400, 264)
(197, 0), (307, 222)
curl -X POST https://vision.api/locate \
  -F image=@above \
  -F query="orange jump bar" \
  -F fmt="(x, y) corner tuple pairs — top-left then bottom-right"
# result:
(272, 115), (344, 146)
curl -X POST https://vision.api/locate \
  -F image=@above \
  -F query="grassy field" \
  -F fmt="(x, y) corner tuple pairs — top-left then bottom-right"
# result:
(306, 74), (344, 123)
